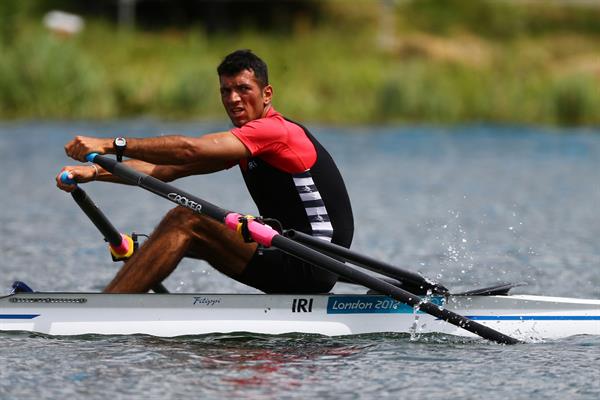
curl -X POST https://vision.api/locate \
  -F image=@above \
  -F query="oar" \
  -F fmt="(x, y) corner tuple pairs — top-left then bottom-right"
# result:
(284, 229), (448, 295)
(87, 153), (520, 344)
(60, 172), (169, 293)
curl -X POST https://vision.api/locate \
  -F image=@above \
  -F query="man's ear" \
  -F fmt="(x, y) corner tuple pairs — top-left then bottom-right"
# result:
(263, 84), (273, 105)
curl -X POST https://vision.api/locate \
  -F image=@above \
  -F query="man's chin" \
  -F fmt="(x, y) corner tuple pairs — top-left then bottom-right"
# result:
(230, 117), (247, 127)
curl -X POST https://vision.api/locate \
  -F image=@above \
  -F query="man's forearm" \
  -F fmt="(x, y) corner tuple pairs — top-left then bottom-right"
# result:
(72, 131), (246, 166)
(116, 136), (200, 165)
(94, 158), (228, 184)
(94, 159), (158, 184)
(116, 131), (245, 165)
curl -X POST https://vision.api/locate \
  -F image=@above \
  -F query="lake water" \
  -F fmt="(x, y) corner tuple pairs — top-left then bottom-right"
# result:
(1, 120), (599, 399)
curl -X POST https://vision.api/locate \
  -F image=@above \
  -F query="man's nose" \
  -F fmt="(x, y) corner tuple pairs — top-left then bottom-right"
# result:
(227, 90), (241, 103)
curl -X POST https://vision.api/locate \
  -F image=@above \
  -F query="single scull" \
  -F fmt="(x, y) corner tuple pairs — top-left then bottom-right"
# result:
(1, 287), (599, 340)
(7, 153), (594, 343)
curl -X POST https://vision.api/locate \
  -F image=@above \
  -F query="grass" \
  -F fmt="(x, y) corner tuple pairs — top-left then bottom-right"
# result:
(1, 0), (600, 126)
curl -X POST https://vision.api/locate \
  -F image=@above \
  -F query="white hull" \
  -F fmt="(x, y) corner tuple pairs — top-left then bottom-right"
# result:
(1, 292), (599, 341)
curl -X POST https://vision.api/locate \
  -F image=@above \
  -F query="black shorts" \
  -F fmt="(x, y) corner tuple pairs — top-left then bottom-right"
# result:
(238, 247), (338, 294)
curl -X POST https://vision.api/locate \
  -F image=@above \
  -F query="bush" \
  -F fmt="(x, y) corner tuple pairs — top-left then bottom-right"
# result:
(552, 75), (599, 126)
(0, 32), (113, 118)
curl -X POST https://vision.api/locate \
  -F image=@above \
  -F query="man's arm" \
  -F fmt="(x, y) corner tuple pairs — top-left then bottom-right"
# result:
(57, 132), (251, 192)
(65, 132), (250, 166)
(55, 155), (238, 192)
(56, 159), (164, 192)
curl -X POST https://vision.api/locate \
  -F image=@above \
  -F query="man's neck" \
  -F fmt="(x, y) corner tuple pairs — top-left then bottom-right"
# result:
(261, 104), (273, 118)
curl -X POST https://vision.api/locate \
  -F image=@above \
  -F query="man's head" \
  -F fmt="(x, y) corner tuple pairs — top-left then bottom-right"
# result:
(217, 50), (273, 127)
(218, 49), (269, 88)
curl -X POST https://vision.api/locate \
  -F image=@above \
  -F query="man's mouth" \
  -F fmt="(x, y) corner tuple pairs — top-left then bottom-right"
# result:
(230, 107), (245, 116)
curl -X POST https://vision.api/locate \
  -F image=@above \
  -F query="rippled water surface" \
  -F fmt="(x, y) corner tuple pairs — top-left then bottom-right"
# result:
(1, 121), (599, 399)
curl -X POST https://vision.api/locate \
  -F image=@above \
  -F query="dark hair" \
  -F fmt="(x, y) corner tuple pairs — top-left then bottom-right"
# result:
(217, 49), (269, 87)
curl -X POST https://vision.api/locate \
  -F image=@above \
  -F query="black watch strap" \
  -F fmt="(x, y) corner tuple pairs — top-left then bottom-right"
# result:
(114, 137), (127, 162)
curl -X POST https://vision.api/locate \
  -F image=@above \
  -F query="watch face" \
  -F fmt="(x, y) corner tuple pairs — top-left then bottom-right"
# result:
(115, 137), (127, 147)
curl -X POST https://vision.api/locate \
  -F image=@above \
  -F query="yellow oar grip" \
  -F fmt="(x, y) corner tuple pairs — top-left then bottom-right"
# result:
(109, 234), (135, 259)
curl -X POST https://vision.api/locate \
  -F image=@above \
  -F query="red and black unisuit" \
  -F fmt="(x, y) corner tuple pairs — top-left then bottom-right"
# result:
(231, 107), (354, 293)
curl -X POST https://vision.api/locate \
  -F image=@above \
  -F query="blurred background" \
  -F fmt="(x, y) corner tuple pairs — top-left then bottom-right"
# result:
(1, 0), (599, 126)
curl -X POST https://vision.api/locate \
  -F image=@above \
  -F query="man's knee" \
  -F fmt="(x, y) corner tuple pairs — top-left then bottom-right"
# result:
(162, 206), (205, 231)
(161, 206), (225, 239)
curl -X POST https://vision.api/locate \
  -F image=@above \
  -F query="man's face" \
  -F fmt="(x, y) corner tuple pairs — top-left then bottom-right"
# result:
(219, 69), (272, 127)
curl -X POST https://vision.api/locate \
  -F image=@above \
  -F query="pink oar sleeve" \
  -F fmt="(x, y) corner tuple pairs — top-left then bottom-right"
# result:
(224, 213), (279, 247)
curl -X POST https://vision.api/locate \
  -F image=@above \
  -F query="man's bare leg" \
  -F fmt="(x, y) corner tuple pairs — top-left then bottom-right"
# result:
(104, 206), (257, 293)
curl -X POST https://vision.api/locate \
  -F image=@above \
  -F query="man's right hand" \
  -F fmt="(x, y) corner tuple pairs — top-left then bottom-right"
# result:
(64, 136), (112, 162)
(55, 165), (97, 192)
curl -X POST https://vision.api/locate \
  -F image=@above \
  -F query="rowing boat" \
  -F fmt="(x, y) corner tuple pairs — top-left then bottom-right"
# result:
(27, 153), (597, 344)
(2, 286), (599, 340)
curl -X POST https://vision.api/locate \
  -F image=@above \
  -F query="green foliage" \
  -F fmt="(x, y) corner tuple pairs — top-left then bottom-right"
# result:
(400, 0), (600, 38)
(156, 64), (220, 117)
(1, 1), (600, 125)
(551, 75), (600, 126)
(0, 31), (113, 118)
(0, 0), (40, 45)
(401, 0), (525, 38)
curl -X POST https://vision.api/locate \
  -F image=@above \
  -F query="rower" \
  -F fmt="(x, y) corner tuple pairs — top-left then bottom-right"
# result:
(56, 49), (354, 294)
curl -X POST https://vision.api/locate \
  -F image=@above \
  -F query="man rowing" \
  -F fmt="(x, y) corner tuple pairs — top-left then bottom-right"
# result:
(56, 49), (354, 294)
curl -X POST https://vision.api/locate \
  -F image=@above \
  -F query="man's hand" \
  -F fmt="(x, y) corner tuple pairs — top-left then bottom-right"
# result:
(64, 136), (112, 162)
(55, 165), (97, 192)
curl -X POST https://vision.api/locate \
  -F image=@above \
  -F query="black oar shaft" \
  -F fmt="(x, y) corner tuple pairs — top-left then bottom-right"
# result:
(285, 230), (448, 295)
(71, 187), (122, 247)
(272, 235), (519, 344)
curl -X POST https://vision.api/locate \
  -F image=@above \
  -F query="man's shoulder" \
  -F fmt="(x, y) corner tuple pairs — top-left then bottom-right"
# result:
(243, 108), (305, 136)
(261, 107), (288, 126)
(266, 108), (308, 133)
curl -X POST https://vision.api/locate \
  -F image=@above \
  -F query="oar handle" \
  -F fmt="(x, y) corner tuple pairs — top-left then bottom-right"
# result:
(59, 153), (99, 185)
(85, 153), (99, 162)
(60, 171), (77, 185)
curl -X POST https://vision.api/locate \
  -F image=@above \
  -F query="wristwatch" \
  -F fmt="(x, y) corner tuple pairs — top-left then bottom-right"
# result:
(114, 137), (127, 162)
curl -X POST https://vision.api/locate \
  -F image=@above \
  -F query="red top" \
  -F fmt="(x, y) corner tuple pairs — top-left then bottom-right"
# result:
(231, 107), (317, 174)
